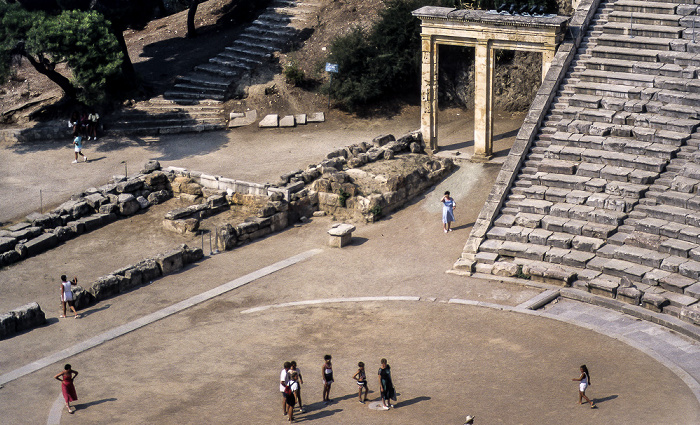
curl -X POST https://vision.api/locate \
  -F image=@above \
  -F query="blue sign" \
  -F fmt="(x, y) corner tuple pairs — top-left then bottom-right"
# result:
(325, 62), (339, 73)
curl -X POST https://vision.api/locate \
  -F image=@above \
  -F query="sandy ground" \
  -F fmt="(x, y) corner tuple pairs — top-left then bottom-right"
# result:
(1, 110), (699, 424)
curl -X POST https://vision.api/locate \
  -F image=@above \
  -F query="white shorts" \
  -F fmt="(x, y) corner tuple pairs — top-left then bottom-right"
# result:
(579, 382), (588, 392)
(74, 145), (81, 152)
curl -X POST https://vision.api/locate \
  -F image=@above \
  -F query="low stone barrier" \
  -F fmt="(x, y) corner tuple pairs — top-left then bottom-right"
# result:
(68, 244), (203, 309)
(0, 160), (173, 268)
(0, 302), (46, 340)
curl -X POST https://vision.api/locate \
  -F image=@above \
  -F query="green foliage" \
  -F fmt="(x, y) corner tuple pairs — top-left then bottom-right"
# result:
(326, 0), (556, 110)
(327, 0), (427, 111)
(338, 188), (350, 207)
(283, 60), (305, 87)
(369, 204), (382, 218)
(1, 3), (123, 105)
(29, 10), (122, 104)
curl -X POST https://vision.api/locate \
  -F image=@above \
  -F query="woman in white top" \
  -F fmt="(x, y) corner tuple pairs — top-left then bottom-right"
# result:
(60, 275), (80, 319)
(572, 364), (596, 408)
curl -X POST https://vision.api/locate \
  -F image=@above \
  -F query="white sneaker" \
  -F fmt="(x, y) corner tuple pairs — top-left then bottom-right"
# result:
(444, 229), (448, 233)
(84, 157), (88, 162)
(383, 405), (390, 410)
(72, 160), (78, 164)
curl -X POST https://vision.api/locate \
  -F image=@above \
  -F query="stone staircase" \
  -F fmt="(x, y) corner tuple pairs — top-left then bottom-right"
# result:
(106, 0), (321, 136)
(468, 0), (700, 323)
(166, 0), (321, 101)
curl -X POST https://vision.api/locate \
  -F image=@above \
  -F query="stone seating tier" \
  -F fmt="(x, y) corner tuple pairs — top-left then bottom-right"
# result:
(467, 0), (700, 324)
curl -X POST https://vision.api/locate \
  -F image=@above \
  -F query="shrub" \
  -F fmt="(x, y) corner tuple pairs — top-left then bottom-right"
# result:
(283, 61), (305, 87)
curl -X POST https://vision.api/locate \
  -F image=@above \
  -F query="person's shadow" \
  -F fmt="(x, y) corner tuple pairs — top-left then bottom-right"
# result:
(73, 398), (117, 411)
(394, 395), (430, 408)
(591, 394), (617, 406)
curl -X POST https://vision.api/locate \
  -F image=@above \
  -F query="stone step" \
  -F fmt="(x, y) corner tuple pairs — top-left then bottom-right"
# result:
(574, 81), (643, 99)
(195, 63), (244, 78)
(210, 55), (262, 68)
(579, 69), (656, 88)
(613, 1), (678, 16)
(608, 11), (681, 27)
(108, 115), (224, 127)
(657, 89), (700, 108)
(217, 51), (267, 65)
(163, 90), (225, 101)
(247, 22), (296, 37)
(549, 132), (678, 161)
(545, 145), (667, 173)
(171, 83), (227, 96)
(596, 34), (671, 51)
(175, 74), (231, 89)
(603, 21), (683, 39)
(107, 123), (226, 136)
(591, 45), (663, 62)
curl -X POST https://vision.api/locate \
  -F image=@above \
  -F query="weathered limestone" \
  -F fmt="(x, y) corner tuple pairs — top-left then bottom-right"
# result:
(328, 223), (356, 248)
(413, 7), (567, 157)
(0, 302), (46, 340)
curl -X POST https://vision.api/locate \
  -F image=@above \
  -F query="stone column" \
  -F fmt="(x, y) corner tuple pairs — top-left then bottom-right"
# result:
(473, 40), (494, 161)
(542, 47), (556, 82)
(420, 34), (439, 153)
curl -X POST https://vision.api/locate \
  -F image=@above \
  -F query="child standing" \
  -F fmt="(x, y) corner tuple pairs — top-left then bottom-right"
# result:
(353, 361), (369, 403)
(572, 365), (596, 408)
(321, 354), (333, 404)
(60, 275), (79, 319)
(72, 135), (87, 163)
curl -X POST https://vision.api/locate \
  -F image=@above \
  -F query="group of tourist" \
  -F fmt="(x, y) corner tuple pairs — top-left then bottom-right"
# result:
(68, 110), (98, 163)
(279, 356), (396, 422)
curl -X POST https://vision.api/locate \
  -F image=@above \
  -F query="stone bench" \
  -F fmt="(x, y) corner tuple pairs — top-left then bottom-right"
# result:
(328, 223), (356, 248)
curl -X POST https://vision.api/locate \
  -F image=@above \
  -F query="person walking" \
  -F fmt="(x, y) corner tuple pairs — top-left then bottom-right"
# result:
(378, 358), (395, 409)
(280, 362), (291, 416)
(289, 361), (305, 413)
(54, 364), (79, 414)
(572, 365), (596, 408)
(72, 134), (88, 163)
(353, 361), (369, 403)
(60, 275), (79, 319)
(441, 191), (456, 233)
(321, 354), (333, 404)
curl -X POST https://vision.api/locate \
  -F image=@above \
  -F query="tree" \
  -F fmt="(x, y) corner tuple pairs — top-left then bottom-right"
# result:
(1, 2), (124, 104)
(187, 0), (201, 38)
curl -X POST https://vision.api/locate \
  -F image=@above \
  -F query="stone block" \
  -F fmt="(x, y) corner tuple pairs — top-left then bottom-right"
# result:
(641, 292), (669, 313)
(155, 249), (185, 275)
(136, 196), (150, 210)
(118, 194), (140, 216)
(84, 193), (107, 210)
(163, 218), (199, 234)
(99, 203), (119, 215)
(278, 115), (296, 127)
(136, 259), (161, 282)
(588, 278), (619, 298)
(182, 244), (204, 264)
(0, 236), (17, 253)
(307, 112), (325, 123)
(680, 305), (700, 325)
(116, 179), (144, 193)
(259, 114), (279, 128)
(142, 160), (161, 173)
(492, 261), (519, 277)
(0, 312), (18, 339)
(617, 286), (642, 305)
(78, 215), (102, 232)
(89, 275), (123, 300)
(23, 233), (58, 257)
(328, 223), (356, 248)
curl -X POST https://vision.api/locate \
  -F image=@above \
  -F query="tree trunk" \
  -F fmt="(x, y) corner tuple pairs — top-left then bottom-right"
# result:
(187, 1), (198, 38)
(22, 53), (78, 99)
(112, 23), (137, 88)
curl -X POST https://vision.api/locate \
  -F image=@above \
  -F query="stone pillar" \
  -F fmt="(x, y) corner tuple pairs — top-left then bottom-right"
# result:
(420, 34), (439, 153)
(542, 47), (556, 82)
(473, 40), (494, 161)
